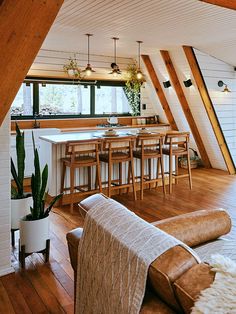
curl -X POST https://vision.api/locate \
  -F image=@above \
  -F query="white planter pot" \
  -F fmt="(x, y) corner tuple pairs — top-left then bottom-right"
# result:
(20, 216), (50, 253)
(11, 196), (32, 229)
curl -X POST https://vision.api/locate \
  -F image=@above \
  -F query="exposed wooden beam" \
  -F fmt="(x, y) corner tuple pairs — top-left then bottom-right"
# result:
(183, 46), (235, 174)
(141, 55), (178, 131)
(160, 50), (211, 168)
(0, 0), (63, 126)
(199, 0), (236, 10)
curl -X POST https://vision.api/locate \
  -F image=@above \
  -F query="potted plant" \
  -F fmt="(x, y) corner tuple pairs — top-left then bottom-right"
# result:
(11, 124), (32, 231)
(180, 148), (201, 169)
(19, 136), (62, 261)
(63, 57), (81, 79)
(124, 63), (144, 116)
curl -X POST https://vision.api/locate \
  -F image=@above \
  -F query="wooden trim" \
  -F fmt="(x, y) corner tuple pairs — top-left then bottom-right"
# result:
(199, 0), (236, 10)
(0, 0), (63, 127)
(183, 46), (235, 174)
(160, 50), (211, 168)
(141, 55), (178, 131)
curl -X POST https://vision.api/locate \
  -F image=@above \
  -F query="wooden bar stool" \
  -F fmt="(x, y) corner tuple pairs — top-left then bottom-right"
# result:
(163, 132), (192, 193)
(133, 133), (166, 200)
(99, 136), (137, 200)
(60, 139), (102, 213)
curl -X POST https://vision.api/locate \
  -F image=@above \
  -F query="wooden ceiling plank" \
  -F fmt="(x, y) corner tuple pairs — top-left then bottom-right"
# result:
(141, 55), (178, 131)
(199, 0), (236, 10)
(0, 0), (64, 127)
(183, 46), (235, 174)
(160, 50), (211, 169)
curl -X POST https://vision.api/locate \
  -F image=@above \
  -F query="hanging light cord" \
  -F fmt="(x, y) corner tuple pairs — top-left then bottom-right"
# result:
(137, 40), (143, 69)
(114, 38), (117, 64)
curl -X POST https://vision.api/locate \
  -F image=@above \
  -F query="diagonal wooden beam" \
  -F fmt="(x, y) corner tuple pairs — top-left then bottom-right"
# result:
(142, 55), (178, 131)
(199, 0), (236, 10)
(0, 0), (64, 126)
(160, 50), (211, 168)
(183, 46), (235, 174)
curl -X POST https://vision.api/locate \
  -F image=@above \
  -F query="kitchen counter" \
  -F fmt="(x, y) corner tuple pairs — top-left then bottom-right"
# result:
(39, 125), (173, 203)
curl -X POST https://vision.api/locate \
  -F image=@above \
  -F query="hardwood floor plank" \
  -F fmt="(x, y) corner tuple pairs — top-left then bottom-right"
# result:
(24, 261), (65, 314)
(1, 274), (31, 314)
(0, 281), (15, 314)
(14, 270), (48, 313)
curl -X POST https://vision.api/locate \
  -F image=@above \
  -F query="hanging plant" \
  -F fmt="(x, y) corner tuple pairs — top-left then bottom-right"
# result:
(124, 63), (144, 116)
(63, 57), (81, 79)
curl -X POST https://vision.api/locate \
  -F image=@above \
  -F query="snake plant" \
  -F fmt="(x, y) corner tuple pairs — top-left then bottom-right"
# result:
(11, 123), (27, 199)
(26, 133), (62, 221)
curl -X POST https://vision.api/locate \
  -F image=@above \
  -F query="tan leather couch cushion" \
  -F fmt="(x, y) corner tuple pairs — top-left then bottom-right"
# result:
(153, 209), (231, 247)
(66, 227), (83, 272)
(149, 245), (198, 312)
(140, 289), (176, 314)
(174, 263), (215, 314)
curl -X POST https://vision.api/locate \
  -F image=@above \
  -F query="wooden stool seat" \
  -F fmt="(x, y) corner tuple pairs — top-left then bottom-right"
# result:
(133, 149), (160, 157)
(62, 155), (97, 164)
(162, 147), (187, 155)
(61, 139), (102, 213)
(100, 152), (129, 161)
(134, 133), (166, 200)
(163, 132), (192, 193)
(100, 136), (136, 200)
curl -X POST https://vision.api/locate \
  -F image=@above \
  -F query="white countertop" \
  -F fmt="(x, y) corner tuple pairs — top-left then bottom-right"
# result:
(39, 128), (169, 144)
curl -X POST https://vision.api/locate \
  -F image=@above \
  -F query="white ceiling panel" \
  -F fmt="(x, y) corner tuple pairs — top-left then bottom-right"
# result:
(41, 0), (236, 65)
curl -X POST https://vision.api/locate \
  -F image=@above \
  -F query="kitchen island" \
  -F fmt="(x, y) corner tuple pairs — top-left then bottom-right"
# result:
(40, 125), (172, 204)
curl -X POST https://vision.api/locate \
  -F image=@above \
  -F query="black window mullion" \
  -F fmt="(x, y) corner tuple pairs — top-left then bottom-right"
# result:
(90, 85), (95, 116)
(33, 83), (39, 115)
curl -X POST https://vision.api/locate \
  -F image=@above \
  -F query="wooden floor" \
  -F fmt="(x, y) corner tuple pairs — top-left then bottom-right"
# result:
(1, 168), (236, 313)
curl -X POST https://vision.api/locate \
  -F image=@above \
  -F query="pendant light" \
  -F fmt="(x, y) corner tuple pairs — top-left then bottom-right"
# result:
(109, 37), (121, 77)
(218, 80), (231, 93)
(136, 40), (143, 80)
(82, 34), (95, 76)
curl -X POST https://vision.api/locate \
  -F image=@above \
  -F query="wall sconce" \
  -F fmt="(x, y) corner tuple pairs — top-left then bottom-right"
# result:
(163, 80), (171, 88)
(183, 79), (192, 88)
(218, 80), (231, 93)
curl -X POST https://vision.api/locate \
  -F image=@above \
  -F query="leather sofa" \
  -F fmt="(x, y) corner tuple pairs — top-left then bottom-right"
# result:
(67, 194), (231, 313)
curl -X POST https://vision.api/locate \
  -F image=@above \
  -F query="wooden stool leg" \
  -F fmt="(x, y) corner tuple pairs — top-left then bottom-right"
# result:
(148, 159), (151, 190)
(60, 163), (66, 205)
(127, 162), (131, 194)
(97, 163), (102, 193)
(70, 167), (75, 214)
(87, 166), (92, 191)
(119, 162), (122, 195)
(160, 156), (166, 195)
(187, 151), (193, 190)
(169, 155), (173, 194)
(108, 162), (112, 198)
(175, 156), (179, 184)
(156, 158), (160, 189)
(140, 157), (144, 200)
(130, 159), (137, 201)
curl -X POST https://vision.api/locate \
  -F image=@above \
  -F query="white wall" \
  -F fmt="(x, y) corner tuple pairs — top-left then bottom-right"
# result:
(0, 113), (13, 277)
(194, 49), (236, 167)
(143, 48), (227, 170)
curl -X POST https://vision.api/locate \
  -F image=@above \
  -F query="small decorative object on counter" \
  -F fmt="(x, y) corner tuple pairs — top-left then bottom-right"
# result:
(180, 148), (201, 169)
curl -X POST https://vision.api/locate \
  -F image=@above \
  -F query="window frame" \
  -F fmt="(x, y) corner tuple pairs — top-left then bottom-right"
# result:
(11, 77), (137, 120)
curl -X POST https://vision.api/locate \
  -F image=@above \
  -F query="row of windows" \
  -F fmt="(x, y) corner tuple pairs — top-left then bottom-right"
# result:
(11, 79), (136, 119)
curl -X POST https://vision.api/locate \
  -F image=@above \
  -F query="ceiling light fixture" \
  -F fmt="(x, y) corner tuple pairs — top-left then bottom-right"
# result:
(109, 37), (121, 77)
(163, 80), (171, 88)
(218, 80), (231, 93)
(183, 79), (193, 88)
(136, 40), (144, 80)
(82, 34), (95, 76)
